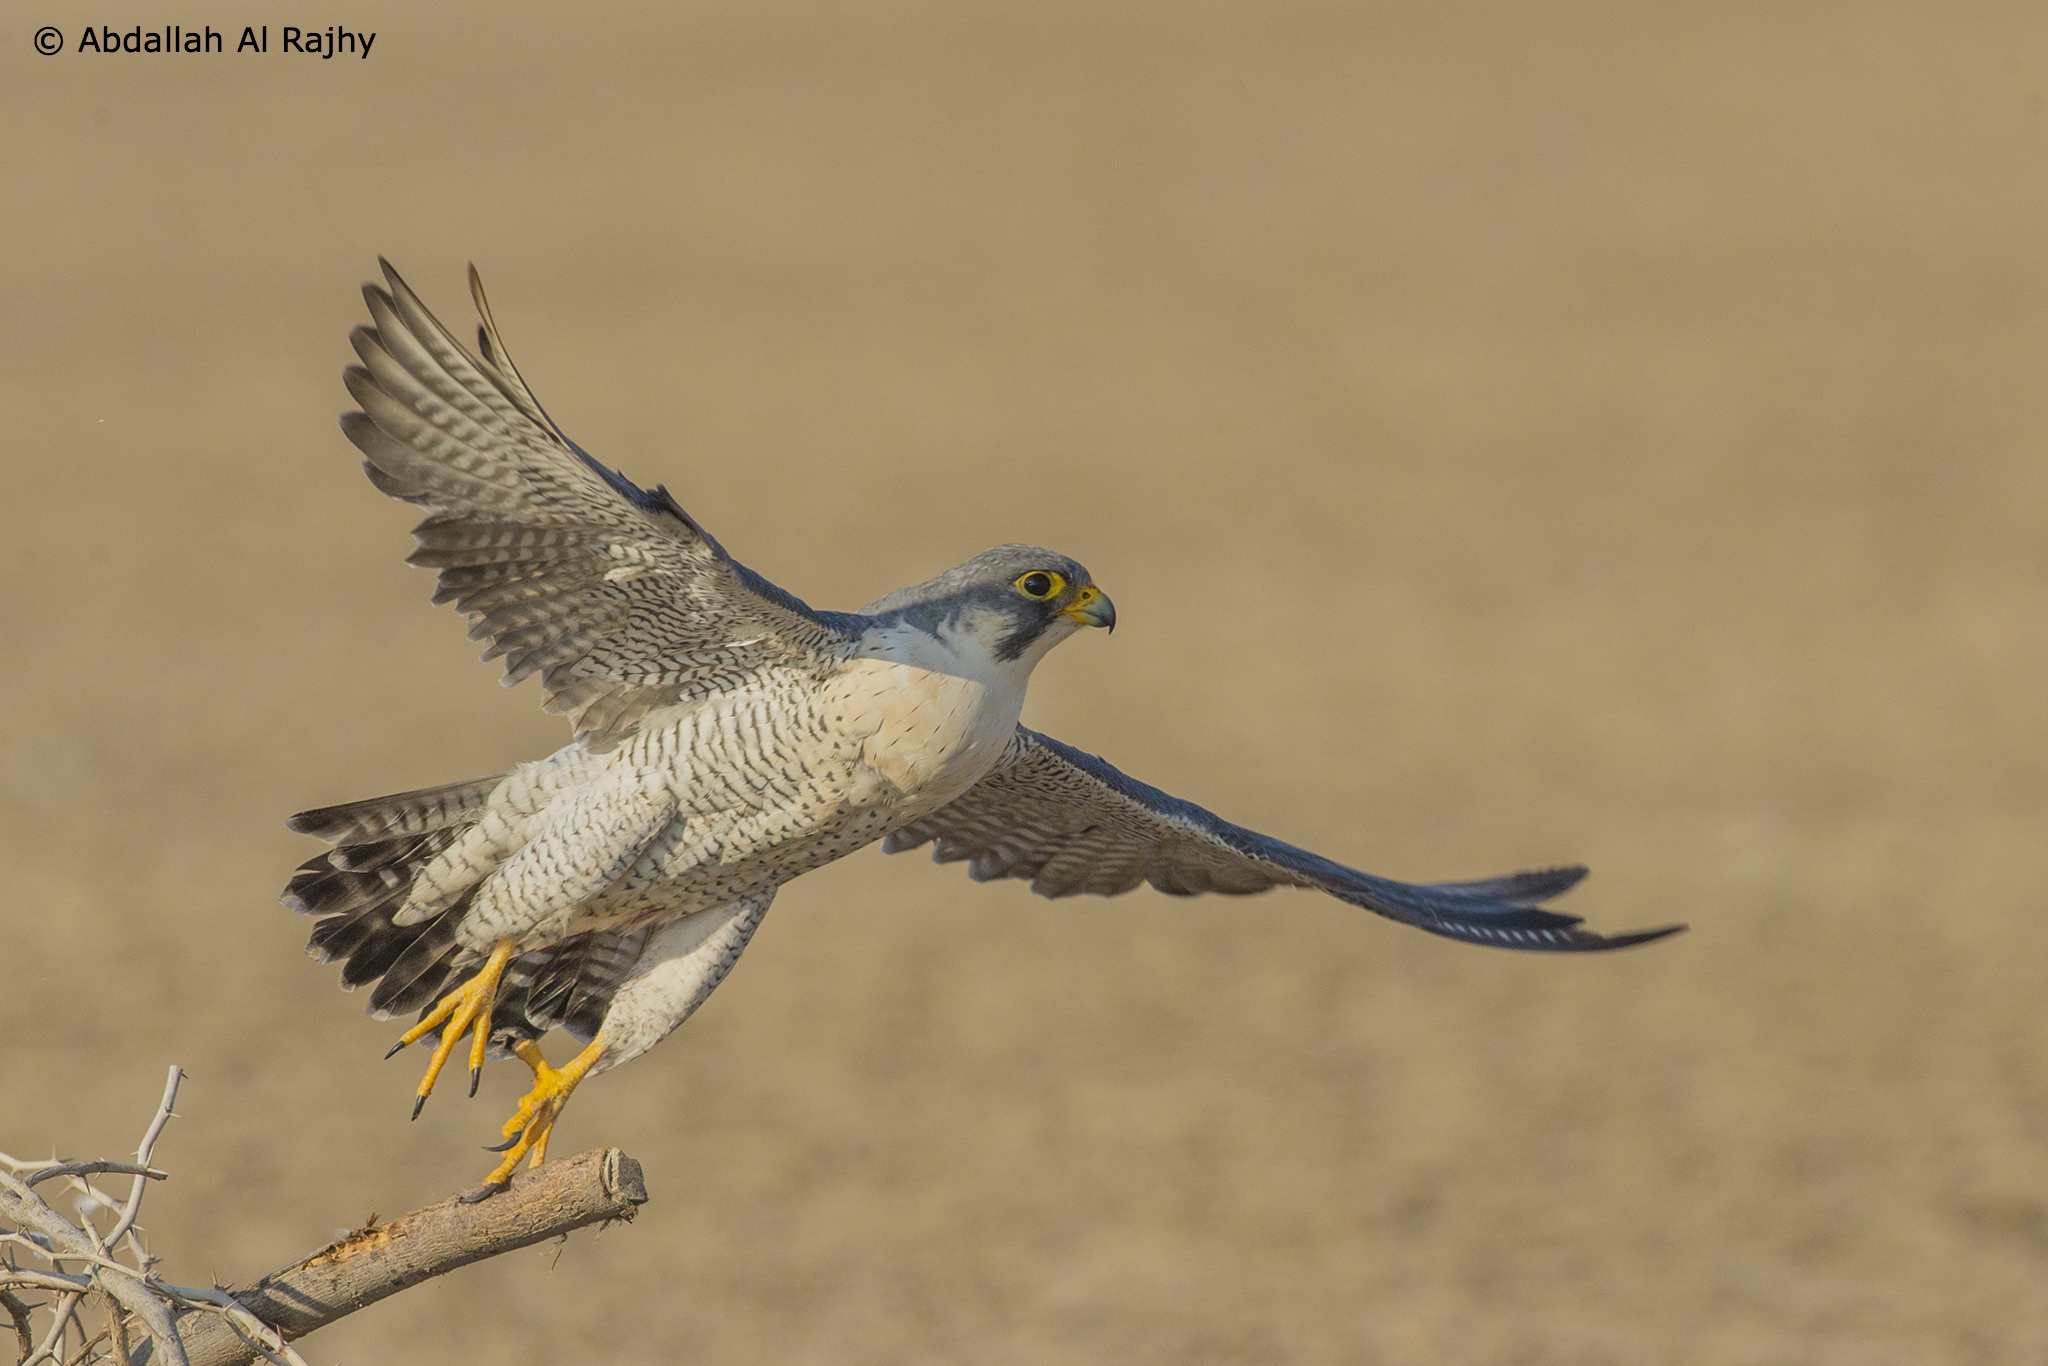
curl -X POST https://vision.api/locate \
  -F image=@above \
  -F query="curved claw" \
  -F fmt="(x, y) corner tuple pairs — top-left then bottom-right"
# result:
(474, 1037), (605, 1189)
(389, 940), (516, 1115)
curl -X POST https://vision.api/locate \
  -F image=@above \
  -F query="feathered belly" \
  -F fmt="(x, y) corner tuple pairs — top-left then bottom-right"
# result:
(609, 661), (1015, 911)
(519, 663), (1017, 935)
(424, 658), (1025, 948)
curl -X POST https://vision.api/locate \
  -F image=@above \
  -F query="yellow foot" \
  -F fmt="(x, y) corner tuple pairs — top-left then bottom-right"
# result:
(460, 1036), (605, 1202)
(385, 939), (517, 1118)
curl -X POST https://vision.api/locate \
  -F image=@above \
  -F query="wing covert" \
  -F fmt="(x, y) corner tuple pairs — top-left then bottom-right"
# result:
(338, 260), (858, 746)
(882, 729), (1683, 952)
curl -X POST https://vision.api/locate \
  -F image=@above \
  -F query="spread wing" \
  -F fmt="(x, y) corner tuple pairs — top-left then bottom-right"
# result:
(883, 729), (1683, 952)
(339, 260), (857, 747)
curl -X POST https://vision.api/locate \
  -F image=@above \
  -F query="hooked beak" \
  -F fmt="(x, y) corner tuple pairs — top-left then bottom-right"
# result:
(1061, 585), (1116, 632)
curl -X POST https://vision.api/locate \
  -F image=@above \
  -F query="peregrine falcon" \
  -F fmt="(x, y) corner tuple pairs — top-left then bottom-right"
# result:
(283, 262), (1682, 1197)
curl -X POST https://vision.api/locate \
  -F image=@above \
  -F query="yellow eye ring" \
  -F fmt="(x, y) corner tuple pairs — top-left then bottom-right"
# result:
(1016, 570), (1065, 600)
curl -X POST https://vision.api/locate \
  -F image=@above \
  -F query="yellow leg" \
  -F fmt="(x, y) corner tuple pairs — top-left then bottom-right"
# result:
(461, 1035), (605, 1201)
(385, 939), (517, 1118)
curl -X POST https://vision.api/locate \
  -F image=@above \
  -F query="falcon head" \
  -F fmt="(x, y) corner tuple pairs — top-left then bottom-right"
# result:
(858, 544), (1116, 671)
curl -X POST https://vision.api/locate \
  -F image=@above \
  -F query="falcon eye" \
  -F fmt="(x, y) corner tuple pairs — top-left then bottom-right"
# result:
(1016, 570), (1064, 600)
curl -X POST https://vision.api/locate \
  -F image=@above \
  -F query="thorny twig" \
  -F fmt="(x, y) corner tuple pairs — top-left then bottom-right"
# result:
(0, 1068), (311, 1366)
(19, 1170), (164, 1195)
(62, 1324), (112, 1366)
(1, 1067), (185, 1365)
(1, 1290), (34, 1361)
(17, 1293), (74, 1366)
(101, 1071), (180, 1261)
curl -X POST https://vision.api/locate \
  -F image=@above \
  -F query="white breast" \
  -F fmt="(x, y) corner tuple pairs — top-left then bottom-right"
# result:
(830, 616), (1038, 813)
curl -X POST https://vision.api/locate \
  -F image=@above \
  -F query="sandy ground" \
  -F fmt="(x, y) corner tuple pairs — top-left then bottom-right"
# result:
(5, 3), (2048, 1362)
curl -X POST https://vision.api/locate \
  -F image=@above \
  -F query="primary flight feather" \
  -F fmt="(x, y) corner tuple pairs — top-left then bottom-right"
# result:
(283, 261), (1681, 1197)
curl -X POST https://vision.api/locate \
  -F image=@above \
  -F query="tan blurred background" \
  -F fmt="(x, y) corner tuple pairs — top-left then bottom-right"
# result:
(4, 2), (2047, 1361)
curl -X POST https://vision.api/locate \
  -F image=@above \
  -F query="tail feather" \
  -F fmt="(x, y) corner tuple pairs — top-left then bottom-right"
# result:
(337, 907), (442, 991)
(282, 821), (471, 918)
(286, 775), (504, 1009)
(307, 899), (402, 964)
(367, 906), (466, 1016)
(528, 928), (647, 1033)
(285, 770), (648, 1049)
(326, 832), (434, 874)
(484, 952), (553, 1045)
(559, 930), (649, 1039)
(480, 927), (649, 1046)
(283, 858), (410, 917)
(287, 773), (506, 844)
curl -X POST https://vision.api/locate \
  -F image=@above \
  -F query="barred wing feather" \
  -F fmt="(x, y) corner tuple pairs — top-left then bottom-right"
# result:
(883, 729), (1683, 952)
(340, 260), (856, 746)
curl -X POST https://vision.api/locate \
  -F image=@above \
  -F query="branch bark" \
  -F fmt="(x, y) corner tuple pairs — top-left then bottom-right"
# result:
(132, 1148), (647, 1366)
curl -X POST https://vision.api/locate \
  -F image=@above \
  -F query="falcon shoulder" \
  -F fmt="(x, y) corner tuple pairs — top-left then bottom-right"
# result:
(339, 259), (860, 746)
(882, 728), (1683, 952)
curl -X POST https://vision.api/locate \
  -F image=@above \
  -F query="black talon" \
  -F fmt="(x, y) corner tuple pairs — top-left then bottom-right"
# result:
(483, 1130), (524, 1152)
(459, 1180), (509, 1204)
(384, 1038), (408, 1060)
(468, 1067), (482, 1098)
(411, 1094), (426, 1121)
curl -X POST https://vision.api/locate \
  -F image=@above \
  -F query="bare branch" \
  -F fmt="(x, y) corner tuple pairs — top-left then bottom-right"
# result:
(143, 1147), (645, 1366)
(102, 1070), (182, 1260)
(103, 1285), (181, 1366)
(2, 1288), (35, 1361)
(7, 1075), (646, 1366)
(19, 1290), (81, 1366)
(21, 1168), (166, 1193)
(148, 1292), (305, 1366)
(105, 1288), (129, 1366)
(0, 1270), (93, 1295)
(60, 1323), (110, 1366)
(82, 1288), (123, 1366)
(1, 1123), (187, 1366)
(0, 1174), (90, 1258)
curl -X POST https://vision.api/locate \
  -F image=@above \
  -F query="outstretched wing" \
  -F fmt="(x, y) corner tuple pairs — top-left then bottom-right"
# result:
(883, 729), (1683, 952)
(339, 260), (857, 747)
